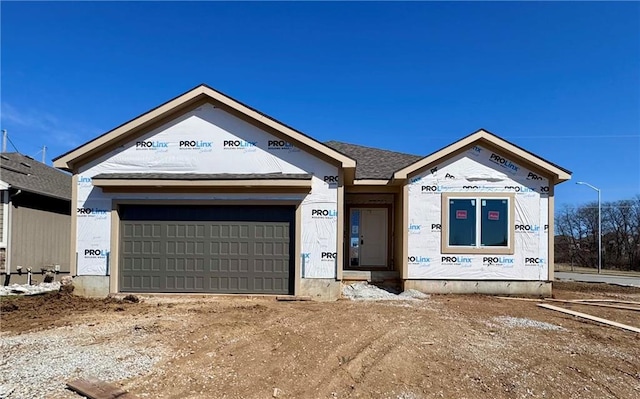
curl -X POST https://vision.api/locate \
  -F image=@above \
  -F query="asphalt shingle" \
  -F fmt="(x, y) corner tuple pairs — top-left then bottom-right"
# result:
(0, 153), (71, 200)
(324, 141), (422, 180)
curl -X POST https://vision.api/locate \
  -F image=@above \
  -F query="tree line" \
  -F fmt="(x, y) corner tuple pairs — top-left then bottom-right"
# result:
(555, 196), (640, 271)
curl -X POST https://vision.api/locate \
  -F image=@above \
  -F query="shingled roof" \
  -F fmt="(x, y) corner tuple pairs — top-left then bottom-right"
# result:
(324, 141), (422, 180)
(0, 153), (71, 200)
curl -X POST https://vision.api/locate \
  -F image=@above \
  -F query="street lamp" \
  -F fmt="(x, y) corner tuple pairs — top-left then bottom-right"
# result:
(576, 181), (601, 274)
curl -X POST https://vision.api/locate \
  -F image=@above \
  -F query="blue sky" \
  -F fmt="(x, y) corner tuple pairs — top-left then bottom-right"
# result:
(1, 1), (638, 209)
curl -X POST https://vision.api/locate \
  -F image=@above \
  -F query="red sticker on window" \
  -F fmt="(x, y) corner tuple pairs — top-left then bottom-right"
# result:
(456, 210), (467, 219)
(488, 211), (500, 220)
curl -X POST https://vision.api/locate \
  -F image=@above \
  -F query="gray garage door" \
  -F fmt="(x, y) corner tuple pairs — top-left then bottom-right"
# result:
(119, 205), (294, 294)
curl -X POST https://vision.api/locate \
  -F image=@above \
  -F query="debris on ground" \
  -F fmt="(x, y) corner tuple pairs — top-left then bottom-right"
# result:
(0, 282), (61, 296)
(341, 282), (429, 301)
(493, 316), (566, 331)
(123, 294), (140, 303)
(399, 289), (430, 300)
(67, 377), (140, 399)
(0, 302), (19, 313)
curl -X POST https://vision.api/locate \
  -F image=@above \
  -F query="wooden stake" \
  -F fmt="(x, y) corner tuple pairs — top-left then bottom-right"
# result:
(537, 304), (640, 333)
(496, 296), (543, 302)
(545, 299), (640, 312)
(570, 299), (640, 305)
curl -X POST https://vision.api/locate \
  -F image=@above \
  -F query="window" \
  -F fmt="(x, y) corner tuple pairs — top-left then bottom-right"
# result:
(442, 193), (515, 255)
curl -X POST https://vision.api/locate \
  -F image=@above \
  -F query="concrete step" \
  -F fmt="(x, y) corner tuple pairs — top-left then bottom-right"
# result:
(342, 270), (399, 282)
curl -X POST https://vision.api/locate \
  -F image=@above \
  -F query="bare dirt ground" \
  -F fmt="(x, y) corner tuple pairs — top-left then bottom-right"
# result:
(1, 282), (640, 399)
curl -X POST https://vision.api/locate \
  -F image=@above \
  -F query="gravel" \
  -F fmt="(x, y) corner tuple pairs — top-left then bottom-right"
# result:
(342, 282), (430, 301)
(0, 283), (61, 297)
(494, 316), (566, 331)
(0, 321), (169, 399)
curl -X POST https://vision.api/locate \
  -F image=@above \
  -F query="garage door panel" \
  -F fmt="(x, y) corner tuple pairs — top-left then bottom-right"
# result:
(123, 275), (160, 291)
(120, 205), (294, 294)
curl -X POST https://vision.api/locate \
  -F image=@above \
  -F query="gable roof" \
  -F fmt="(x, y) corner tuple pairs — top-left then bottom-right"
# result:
(53, 84), (356, 172)
(0, 153), (71, 200)
(393, 129), (572, 183)
(324, 141), (422, 180)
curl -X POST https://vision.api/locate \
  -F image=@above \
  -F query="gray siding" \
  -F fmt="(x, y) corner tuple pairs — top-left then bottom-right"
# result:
(1, 191), (6, 273)
(0, 197), (4, 243)
(10, 193), (71, 272)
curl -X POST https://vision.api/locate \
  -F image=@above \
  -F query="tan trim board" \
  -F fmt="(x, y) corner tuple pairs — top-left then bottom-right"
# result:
(345, 185), (401, 194)
(547, 185), (555, 282)
(93, 178), (312, 188)
(109, 201), (119, 294)
(100, 187), (311, 195)
(294, 204), (302, 296)
(336, 169), (345, 281)
(352, 179), (392, 186)
(401, 184), (409, 280)
(112, 199), (303, 206)
(394, 129), (571, 183)
(70, 174), (78, 276)
(440, 192), (516, 255)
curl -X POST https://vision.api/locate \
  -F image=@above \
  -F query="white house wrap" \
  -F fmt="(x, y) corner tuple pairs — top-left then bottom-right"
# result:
(76, 103), (338, 278)
(53, 84), (571, 299)
(407, 145), (549, 280)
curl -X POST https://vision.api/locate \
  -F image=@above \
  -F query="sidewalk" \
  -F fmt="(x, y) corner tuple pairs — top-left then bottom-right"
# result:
(555, 271), (640, 287)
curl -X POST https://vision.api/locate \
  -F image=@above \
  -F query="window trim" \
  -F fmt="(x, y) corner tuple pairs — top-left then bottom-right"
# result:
(441, 192), (515, 255)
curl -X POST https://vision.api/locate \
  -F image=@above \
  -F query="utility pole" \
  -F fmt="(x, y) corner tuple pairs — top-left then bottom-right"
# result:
(576, 182), (602, 274)
(41, 146), (47, 164)
(1, 130), (6, 153)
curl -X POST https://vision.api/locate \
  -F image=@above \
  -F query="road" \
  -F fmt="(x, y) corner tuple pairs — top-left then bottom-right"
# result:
(555, 272), (640, 287)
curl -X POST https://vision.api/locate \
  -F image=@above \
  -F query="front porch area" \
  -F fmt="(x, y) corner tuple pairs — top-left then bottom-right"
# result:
(341, 191), (404, 289)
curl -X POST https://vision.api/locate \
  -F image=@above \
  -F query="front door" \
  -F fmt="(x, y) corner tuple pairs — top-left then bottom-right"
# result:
(349, 208), (388, 268)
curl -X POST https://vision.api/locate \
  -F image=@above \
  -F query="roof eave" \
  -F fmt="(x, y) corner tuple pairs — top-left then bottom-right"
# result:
(53, 84), (356, 171)
(5, 184), (71, 201)
(392, 129), (572, 184)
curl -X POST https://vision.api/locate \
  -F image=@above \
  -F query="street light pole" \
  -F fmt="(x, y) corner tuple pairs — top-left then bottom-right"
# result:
(576, 181), (601, 274)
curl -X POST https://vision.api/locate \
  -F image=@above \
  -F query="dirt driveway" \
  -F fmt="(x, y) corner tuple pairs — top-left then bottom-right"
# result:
(1, 282), (639, 399)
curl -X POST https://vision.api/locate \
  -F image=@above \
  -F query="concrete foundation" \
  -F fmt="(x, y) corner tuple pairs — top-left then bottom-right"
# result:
(404, 280), (552, 297)
(299, 278), (342, 301)
(72, 275), (110, 298)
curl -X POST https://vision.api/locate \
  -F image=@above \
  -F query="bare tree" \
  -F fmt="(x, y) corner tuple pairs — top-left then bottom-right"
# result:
(555, 196), (640, 271)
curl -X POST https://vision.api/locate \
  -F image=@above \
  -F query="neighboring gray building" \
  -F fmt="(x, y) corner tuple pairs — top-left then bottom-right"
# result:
(1, 152), (71, 284)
